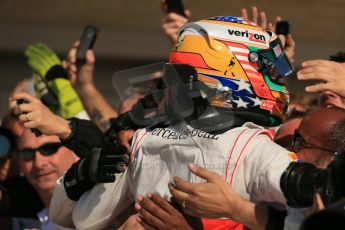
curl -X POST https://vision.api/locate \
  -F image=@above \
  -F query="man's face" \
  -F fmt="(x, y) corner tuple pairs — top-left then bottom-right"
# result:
(274, 118), (303, 151)
(318, 91), (345, 109)
(17, 130), (78, 193)
(294, 122), (335, 169)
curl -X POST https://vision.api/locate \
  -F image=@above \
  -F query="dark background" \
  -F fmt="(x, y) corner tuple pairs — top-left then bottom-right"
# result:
(1, 0), (344, 116)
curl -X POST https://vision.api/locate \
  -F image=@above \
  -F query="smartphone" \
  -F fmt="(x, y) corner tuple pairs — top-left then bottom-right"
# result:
(275, 21), (290, 36)
(76, 25), (100, 62)
(165, 0), (186, 17)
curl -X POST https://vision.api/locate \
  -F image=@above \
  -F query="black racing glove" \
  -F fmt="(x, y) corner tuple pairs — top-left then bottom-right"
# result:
(63, 143), (128, 201)
(61, 118), (103, 158)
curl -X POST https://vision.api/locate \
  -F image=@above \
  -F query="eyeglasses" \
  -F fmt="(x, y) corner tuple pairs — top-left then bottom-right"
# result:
(292, 130), (335, 153)
(17, 142), (62, 161)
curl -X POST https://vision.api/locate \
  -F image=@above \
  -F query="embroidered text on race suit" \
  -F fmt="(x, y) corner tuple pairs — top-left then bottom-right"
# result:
(149, 127), (219, 140)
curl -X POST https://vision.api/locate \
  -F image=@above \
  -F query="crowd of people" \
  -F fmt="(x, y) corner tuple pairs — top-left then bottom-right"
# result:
(1, 2), (345, 230)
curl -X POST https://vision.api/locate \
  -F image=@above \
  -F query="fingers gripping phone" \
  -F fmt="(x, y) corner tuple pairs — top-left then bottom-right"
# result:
(16, 99), (42, 137)
(275, 21), (290, 36)
(76, 25), (99, 62)
(165, 0), (186, 17)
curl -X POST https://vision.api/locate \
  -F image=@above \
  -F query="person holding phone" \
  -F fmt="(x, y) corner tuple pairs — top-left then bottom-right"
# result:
(239, 6), (295, 63)
(63, 40), (118, 132)
(160, 0), (190, 44)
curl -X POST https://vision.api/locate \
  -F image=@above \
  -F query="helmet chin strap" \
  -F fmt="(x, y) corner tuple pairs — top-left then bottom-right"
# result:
(186, 95), (244, 133)
(190, 106), (244, 133)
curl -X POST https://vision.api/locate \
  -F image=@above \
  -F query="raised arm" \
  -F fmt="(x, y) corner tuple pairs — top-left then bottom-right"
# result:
(240, 6), (296, 63)
(64, 42), (118, 131)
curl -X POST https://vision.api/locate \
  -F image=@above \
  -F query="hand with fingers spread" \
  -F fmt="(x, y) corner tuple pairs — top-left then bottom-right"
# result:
(240, 7), (295, 62)
(135, 193), (194, 230)
(297, 60), (345, 98)
(168, 163), (244, 219)
(169, 163), (268, 229)
(10, 92), (71, 139)
(240, 6), (268, 30)
(160, 0), (190, 44)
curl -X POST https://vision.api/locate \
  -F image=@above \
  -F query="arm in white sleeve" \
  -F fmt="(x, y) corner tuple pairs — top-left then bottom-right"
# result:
(72, 169), (133, 230)
(242, 135), (295, 206)
(49, 177), (76, 228)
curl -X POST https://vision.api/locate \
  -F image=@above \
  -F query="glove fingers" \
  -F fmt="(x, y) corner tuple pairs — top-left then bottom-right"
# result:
(25, 45), (49, 64)
(25, 43), (61, 77)
(34, 44), (58, 68)
(36, 43), (61, 65)
(27, 58), (50, 76)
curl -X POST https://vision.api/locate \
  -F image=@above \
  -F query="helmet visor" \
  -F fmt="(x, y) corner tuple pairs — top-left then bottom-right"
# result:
(254, 39), (294, 79)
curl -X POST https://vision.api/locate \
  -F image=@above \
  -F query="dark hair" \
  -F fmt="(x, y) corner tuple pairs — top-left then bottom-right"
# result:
(329, 52), (345, 63)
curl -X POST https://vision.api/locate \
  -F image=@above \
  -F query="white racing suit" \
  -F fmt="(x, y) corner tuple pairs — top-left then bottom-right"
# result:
(50, 121), (297, 229)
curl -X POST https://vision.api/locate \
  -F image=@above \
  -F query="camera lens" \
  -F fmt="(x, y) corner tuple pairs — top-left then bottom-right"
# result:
(280, 162), (321, 207)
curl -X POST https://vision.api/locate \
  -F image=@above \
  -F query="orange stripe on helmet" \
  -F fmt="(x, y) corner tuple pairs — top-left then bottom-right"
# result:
(169, 52), (211, 69)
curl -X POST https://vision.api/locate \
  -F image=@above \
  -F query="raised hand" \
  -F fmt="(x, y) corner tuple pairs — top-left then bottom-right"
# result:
(160, 0), (190, 44)
(240, 6), (267, 29)
(240, 7), (295, 62)
(10, 92), (71, 139)
(297, 60), (345, 97)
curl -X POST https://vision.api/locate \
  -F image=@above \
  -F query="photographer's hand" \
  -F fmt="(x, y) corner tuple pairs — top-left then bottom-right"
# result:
(10, 92), (71, 139)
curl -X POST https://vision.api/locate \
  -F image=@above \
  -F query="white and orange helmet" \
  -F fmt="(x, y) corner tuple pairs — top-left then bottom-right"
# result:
(169, 16), (293, 126)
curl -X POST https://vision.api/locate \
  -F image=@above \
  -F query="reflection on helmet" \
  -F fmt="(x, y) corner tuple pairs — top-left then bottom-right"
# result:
(169, 16), (292, 126)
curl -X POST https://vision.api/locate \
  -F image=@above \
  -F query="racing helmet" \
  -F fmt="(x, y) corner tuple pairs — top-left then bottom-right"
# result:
(169, 16), (293, 126)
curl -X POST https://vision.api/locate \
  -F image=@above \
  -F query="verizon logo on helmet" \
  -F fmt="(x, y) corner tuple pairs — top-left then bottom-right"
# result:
(228, 29), (266, 44)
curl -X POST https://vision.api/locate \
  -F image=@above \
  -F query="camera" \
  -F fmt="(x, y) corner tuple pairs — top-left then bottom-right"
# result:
(280, 152), (345, 208)
(0, 126), (16, 161)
